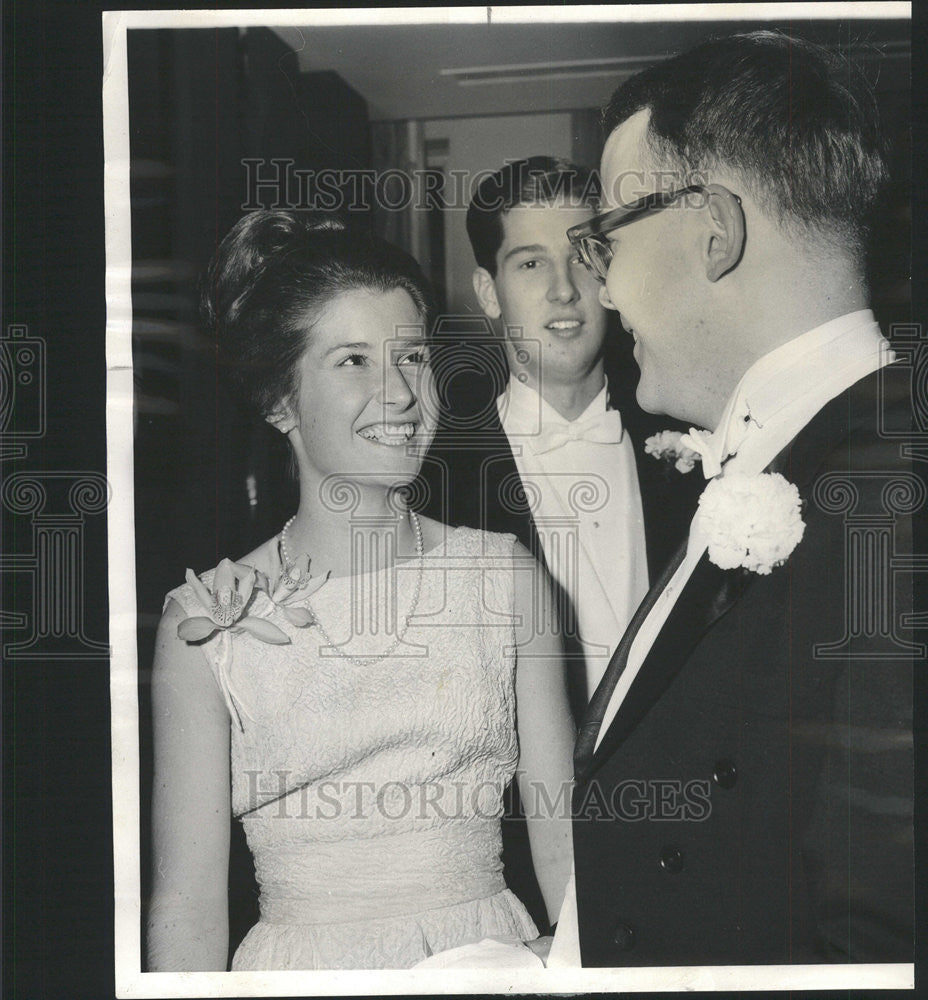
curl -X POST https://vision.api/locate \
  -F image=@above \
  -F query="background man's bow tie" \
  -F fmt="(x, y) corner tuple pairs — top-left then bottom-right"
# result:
(532, 409), (624, 454)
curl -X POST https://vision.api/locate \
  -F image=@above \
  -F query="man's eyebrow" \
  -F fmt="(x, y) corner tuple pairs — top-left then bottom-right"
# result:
(502, 243), (547, 263)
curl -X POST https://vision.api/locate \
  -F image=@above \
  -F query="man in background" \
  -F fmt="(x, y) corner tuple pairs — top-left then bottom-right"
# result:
(424, 156), (697, 710)
(420, 156), (700, 930)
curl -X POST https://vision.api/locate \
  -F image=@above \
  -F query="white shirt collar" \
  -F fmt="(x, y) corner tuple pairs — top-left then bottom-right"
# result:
(689, 309), (890, 478)
(499, 373), (608, 436)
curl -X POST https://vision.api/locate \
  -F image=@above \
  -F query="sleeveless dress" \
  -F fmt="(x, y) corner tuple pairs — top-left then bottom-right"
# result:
(164, 526), (539, 970)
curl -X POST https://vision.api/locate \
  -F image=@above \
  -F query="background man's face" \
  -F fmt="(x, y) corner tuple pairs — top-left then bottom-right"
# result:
(599, 109), (704, 420)
(482, 198), (608, 389)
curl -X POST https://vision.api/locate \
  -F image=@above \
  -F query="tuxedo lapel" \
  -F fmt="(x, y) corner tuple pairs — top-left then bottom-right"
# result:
(619, 409), (704, 580)
(477, 410), (547, 562)
(573, 383), (852, 784)
(576, 371), (890, 782)
(575, 541), (685, 776)
(575, 546), (748, 784)
(420, 404), (543, 557)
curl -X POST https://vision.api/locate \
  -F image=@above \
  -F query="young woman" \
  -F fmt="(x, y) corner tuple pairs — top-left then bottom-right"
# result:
(146, 211), (574, 971)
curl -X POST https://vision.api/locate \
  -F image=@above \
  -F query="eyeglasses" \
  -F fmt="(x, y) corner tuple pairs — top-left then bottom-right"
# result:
(567, 185), (708, 282)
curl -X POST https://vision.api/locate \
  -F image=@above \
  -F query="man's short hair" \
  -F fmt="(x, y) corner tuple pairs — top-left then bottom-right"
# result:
(602, 31), (888, 260)
(466, 156), (599, 275)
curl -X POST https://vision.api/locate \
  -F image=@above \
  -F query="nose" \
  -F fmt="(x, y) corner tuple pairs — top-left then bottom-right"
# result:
(547, 261), (580, 304)
(598, 283), (617, 311)
(379, 361), (416, 410)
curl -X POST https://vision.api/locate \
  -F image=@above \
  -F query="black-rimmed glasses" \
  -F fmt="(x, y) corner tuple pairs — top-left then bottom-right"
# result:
(567, 185), (708, 282)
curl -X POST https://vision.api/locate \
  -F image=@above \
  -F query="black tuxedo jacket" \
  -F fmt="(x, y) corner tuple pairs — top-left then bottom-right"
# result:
(572, 365), (916, 965)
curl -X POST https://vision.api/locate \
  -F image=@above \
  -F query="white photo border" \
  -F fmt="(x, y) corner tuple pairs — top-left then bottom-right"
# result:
(104, 5), (914, 996)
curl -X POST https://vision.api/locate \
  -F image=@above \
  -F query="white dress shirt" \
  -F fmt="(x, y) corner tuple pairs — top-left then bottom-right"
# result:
(498, 374), (649, 702)
(548, 309), (893, 967)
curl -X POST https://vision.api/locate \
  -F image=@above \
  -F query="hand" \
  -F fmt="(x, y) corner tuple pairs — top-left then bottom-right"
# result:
(524, 934), (553, 966)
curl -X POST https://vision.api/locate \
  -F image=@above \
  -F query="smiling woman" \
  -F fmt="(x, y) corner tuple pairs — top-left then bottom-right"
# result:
(273, 286), (434, 492)
(145, 210), (575, 971)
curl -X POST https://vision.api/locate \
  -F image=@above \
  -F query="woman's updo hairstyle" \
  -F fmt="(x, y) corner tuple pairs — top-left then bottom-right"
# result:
(202, 210), (435, 419)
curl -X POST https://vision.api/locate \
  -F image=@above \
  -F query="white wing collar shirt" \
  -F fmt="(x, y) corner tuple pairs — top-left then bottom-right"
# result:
(498, 374), (649, 703)
(548, 308), (894, 967)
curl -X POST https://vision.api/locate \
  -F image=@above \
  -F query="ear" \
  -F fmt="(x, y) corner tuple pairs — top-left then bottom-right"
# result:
(266, 405), (296, 435)
(472, 267), (502, 319)
(703, 185), (745, 282)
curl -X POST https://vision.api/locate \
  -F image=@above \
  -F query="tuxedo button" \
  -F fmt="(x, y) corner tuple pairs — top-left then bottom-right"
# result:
(659, 845), (685, 873)
(712, 758), (738, 789)
(612, 923), (636, 951)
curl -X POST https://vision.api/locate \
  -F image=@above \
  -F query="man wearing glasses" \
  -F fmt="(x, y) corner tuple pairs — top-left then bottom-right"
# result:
(550, 31), (915, 967)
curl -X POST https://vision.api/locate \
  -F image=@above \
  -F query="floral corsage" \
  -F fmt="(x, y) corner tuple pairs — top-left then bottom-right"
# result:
(698, 472), (805, 575)
(177, 547), (328, 644)
(644, 430), (701, 473)
(258, 544), (329, 629)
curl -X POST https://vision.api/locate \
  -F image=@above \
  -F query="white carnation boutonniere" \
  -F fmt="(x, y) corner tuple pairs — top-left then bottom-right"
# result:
(698, 472), (806, 575)
(644, 430), (701, 474)
(177, 558), (291, 644)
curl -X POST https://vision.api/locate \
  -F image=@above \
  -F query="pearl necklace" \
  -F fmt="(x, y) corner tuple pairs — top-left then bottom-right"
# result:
(279, 510), (424, 666)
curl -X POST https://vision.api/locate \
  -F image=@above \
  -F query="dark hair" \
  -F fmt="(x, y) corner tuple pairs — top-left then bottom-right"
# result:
(602, 31), (887, 258)
(201, 211), (434, 419)
(466, 156), (600, 275)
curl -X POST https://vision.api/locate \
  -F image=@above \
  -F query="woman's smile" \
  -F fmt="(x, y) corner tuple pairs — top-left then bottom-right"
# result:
(356, 420), (420, 446)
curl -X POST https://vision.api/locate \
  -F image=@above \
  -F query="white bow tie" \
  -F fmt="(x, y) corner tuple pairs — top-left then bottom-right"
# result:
(532, 409), (624, 454)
